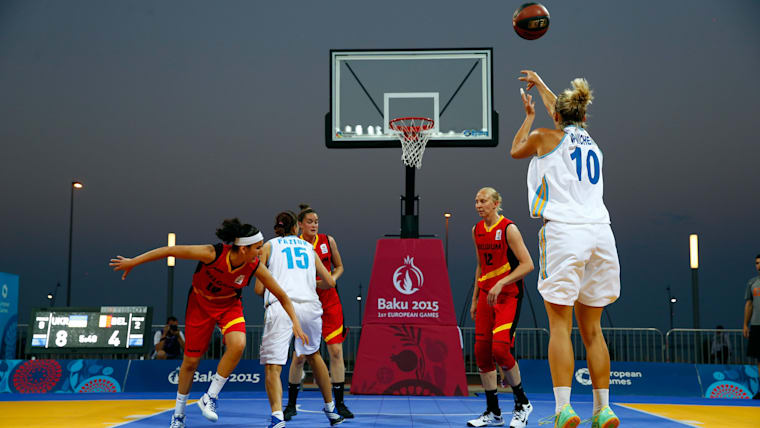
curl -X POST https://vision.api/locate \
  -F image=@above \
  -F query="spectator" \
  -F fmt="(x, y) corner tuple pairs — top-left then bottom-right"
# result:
(710, 325), (731, 364)
(743, 254), (760, 399)
(154, 316), (185, 360)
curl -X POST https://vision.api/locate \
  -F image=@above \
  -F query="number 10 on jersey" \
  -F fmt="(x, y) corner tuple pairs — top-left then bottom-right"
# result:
(570, 147), (600, 184)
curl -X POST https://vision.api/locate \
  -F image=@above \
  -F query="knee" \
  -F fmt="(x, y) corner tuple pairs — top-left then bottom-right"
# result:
(492, 344), (516, 370)
(225, 333), (246, 354)
(475, 340), (495, 372)
(181, 357), (200, 372)
(328, 344), (343, 361)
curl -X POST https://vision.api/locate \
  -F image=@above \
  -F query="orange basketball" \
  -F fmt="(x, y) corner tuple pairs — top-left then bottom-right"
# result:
(512, 2), (550, 40)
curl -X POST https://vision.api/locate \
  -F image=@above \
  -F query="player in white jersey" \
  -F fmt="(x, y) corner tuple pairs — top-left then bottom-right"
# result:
(255, 211), (344, 428)
(510, 71), (620, 428)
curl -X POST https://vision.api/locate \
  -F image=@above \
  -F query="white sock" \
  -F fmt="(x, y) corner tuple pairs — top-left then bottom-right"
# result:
(553, 386), (571, 414)
(174, 392), (189, 416)
(272, 410), (284, 420)
(207, 373), (228, 398)
(324, 400), (335, 412)
(593, 389), (609, 414)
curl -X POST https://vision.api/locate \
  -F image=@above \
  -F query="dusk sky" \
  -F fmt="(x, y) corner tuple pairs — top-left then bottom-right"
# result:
(1, 1), (758, 334)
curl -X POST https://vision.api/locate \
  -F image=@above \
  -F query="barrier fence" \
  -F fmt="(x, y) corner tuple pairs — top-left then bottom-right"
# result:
(14, 325), (754, 373)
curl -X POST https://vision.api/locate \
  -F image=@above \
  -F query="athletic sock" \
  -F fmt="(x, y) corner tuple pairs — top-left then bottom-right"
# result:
(324, 401), (335, 412)
(174, 392), (189, 416)
(207, 373), (228, 398)
(272, 410), (284, 420)
(593, 388), (609, 414)
(511, 382), (529, 405)
(287, 382), (301, 406)
(485, 389), (501, 416)
(332, 382), (345, 404)
(553, 386), (571, 414)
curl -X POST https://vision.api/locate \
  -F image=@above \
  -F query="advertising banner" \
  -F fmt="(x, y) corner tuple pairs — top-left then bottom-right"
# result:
(353, 239), (467, 395)
(696, 363), (759, 399)
(0, 359), (129, 393)
(0, 272), (19, 359)
(124, 359), (287, 392)
(515, 360), (701, 397)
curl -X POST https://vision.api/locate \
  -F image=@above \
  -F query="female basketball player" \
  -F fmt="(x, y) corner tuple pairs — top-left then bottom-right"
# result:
(468, 187), (534, 428)
(110, 218), (307, 428)
(511, 70), (621, 428)
(255, 211), (344, 428)
(283, 204), (353, 420)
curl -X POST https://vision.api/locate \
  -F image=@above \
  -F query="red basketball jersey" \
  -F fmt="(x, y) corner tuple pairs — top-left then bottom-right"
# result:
(301, 233), (341, 308)
(474, 216), (521, 292)
(191, 244), (260, 302)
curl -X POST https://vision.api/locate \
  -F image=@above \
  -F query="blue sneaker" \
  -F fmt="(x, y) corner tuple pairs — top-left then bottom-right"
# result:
(169, 414), (185, 428)
(267, 414), (286, 428)
(324, 406), (345, 426)
(197, 393), (219, 422)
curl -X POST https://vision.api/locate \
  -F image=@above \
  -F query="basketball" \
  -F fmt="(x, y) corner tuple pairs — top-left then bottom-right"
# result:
(512, 2), (550, 40)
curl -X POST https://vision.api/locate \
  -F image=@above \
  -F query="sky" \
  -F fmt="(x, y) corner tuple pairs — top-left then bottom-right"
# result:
(1, 1), (759, 335)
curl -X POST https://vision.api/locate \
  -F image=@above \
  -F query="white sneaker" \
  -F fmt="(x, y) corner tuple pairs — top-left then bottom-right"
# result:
(467, 411), (505, 427)
(197, 393), (219, 422)
(169, 414), (185, 428)
(509, 402), (532, 428)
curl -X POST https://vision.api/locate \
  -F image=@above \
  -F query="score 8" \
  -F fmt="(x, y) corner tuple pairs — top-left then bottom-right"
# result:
(55, 330), (68, 347)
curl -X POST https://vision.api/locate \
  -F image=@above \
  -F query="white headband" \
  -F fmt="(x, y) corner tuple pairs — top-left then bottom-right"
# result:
(234, 232), (264, 246)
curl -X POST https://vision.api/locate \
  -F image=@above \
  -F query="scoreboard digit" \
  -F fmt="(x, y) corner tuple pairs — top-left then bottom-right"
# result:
(27, 306), (153, 354)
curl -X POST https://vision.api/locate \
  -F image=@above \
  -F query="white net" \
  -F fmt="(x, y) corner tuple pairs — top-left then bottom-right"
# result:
(390, 117), (434, 169)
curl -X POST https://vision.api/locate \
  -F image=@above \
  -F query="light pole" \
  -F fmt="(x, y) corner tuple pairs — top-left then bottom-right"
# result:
(47, 282), (61, 308)
(444, 212), (452, 266)
(666, 286), (676, 331)
(357, 283), (363, 324)
(67, 181), (83, 306)
(167, 233), (176, 318)
(689, 234), (700, 329)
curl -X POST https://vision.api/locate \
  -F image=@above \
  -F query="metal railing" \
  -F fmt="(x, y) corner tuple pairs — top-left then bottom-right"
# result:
(12, 325), (755, 369)
(666, 328), (749, 364)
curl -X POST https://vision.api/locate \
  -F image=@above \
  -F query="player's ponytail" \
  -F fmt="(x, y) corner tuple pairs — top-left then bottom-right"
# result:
(297, 203), (317, 222)
(555, 78), (593, 128)
(274, 211), (297, 237)
(216, 218), (259, 246)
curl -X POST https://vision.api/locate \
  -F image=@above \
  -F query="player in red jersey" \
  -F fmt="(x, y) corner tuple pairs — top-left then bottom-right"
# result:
(468, 188), (535, 428)
(283, 204), (354, 420)
(110, 218), (307, 428)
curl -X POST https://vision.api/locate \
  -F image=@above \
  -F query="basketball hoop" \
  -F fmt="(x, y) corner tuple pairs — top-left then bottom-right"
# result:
(389, 117), (435, 169)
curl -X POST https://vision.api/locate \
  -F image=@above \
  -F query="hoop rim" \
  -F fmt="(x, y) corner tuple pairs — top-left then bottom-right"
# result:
(389, 117), (435, 132)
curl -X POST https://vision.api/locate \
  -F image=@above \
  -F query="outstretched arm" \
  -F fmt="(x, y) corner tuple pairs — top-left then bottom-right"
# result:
(110, 244), (216, 280)
(511, 88), (542, 159)
(253, 243), (271, 296)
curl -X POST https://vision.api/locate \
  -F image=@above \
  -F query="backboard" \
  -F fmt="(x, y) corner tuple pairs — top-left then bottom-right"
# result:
(326, 48), (496, 148)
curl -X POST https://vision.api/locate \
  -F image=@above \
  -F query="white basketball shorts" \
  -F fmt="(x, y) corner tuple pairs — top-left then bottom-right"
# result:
(259, 300), (323, 365)
(537, 221), (620, 307)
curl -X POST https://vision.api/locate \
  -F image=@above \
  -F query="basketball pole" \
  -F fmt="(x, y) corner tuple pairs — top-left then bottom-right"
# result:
(401, 166), (419, 238)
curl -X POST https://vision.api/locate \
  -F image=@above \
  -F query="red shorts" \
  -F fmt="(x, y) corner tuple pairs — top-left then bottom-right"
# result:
(321, 302), (346, 345)
(474, 286), (522, 371)
(184, 289), (246, 358)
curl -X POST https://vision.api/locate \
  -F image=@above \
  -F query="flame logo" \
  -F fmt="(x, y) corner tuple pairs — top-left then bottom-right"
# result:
(392, 256), (424, 295)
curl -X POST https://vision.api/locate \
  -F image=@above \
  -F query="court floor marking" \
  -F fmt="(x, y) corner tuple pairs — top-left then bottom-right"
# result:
(109, 400), (197, 428)
(616, 403), (697, 427)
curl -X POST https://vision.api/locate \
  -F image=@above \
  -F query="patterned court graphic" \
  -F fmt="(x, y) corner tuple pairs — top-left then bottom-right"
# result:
(1, 391), (759, 427)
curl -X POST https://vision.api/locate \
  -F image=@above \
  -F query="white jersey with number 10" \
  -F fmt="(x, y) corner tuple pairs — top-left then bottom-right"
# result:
(527, 126), (610, 224)
(264, 236), (319, 306)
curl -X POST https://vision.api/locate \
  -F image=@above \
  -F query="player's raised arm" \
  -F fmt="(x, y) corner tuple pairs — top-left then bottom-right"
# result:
(519, 70), (556, 117)
(110, 244), (216, 280)
(254, 264), (308, 345)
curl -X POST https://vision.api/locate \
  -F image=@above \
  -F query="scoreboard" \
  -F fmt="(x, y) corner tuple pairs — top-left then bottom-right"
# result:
(26, 306), (153, 354)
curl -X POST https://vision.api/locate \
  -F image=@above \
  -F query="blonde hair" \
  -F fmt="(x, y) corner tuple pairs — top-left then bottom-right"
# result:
(554, 78), (593, 128)
(478, 187), (503, 213)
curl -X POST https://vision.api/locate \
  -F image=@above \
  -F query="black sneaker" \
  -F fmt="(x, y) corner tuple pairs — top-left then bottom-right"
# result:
(283, 403), (297, 421)
(336, 402), (354, 419)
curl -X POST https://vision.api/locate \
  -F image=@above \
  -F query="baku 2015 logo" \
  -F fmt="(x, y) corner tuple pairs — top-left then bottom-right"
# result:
(392, 256), (424, 295)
